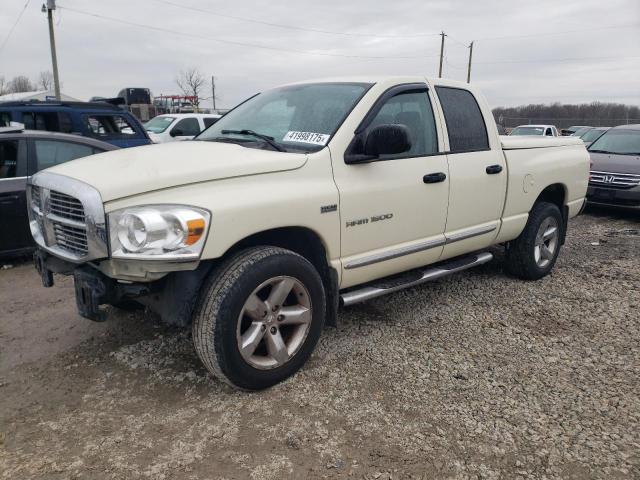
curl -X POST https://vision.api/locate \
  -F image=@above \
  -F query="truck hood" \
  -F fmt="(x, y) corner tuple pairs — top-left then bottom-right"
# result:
(46, 141), (308, 202)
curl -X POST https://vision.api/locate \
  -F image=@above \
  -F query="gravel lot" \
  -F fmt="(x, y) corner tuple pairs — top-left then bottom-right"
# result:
(1, 208), (638, 479)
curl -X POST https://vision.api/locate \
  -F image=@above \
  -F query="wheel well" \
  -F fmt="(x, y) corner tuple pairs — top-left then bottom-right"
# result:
(536, 183), (566, 210)
(535, 183), (568, 243)
(228, 227), (340, 326)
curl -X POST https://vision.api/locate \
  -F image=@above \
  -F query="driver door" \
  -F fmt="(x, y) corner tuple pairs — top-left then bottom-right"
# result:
(330, 84), (449, 288)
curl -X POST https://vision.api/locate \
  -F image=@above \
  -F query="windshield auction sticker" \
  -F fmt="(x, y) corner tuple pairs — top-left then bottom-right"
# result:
(283, 131), (330, 145)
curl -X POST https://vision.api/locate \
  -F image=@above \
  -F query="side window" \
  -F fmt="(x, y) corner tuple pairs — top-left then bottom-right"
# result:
(367, 91), (438, 159)
(0, 112), (11, 127)
(34, 140), (94, 171)
(435, 86), (489, 152)
(172, 117), (201, 136)
(21, 111), (64, 132)
(83, 115), (137, 139)
(0, 140), (21, 178)
(58, 112), (73, 133)
(203, 117), (219, 128)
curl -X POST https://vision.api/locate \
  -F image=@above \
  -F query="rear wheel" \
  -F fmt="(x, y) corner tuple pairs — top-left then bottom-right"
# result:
(504, 201), (563, 280)
(192, 246), (325, 390)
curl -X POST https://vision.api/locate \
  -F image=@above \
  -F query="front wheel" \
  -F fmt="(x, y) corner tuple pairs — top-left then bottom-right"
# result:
(504, 201), (564, 280)
(192, 247), (326, 390)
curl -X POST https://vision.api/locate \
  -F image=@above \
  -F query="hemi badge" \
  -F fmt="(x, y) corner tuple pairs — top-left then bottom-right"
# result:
(321, 204), (338, 214)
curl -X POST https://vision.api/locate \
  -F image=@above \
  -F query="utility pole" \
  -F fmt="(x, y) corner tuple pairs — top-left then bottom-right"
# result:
(43, 0), (61, 100)
(466, 41), (474, 83)
(211, 75), (216, 112)
(438, 31), (446, 78)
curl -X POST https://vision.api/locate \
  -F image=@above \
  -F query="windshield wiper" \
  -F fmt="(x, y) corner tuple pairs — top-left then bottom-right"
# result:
(221, 129), (286, 152)
(588, 149), (613, 154)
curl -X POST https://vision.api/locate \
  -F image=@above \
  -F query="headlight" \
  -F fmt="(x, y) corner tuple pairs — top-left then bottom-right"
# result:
(108, 205), (210, 260)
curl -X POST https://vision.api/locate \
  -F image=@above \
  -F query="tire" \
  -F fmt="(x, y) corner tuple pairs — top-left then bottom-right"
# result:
(504, 201), (564, 280)
(192, 246), (326, 390)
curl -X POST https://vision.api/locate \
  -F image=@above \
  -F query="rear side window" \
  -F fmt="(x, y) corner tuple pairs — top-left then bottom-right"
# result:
(0, 140), (20, 178)
(0, 112), (11, 127)
(34, 140), (95, 171)
(172, 117), (201, 136)
(203, 117), (219, 128)
(83, 115), (137, 139)
(435, 86), (489, 153)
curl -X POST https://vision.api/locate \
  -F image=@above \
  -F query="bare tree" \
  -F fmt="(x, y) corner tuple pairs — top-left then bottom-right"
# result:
(8, 75), (35, 93)
(176, 67), (205, 107)
(0, 76), (9, 96)
(35, 71), (54, 90)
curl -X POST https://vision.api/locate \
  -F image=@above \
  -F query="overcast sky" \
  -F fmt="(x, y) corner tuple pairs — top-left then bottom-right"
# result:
(1, 0), (639, 109)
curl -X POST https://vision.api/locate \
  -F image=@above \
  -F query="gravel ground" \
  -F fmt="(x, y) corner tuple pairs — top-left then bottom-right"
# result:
(0, 208), (638, 479)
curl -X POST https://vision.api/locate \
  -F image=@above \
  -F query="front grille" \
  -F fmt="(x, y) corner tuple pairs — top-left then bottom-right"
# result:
(50, 190), (86, 223)
(29, 186), (89, 258)
(32, 185), (41, 208)
(53, 222), (88, 255)
(590, 170), (640, 190)
(28, 172), (107, 262)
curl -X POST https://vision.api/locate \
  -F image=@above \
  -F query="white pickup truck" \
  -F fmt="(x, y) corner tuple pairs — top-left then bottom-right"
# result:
(28, 77), (589, 389)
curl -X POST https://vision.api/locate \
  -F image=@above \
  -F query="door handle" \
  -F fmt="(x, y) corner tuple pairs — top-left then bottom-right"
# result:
(423, 172), (447, 184)
(486, 164), (503, 174)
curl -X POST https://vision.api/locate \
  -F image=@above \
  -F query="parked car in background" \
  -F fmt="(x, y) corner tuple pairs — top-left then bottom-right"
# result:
(562, 125), (590, 136)
(0, 125), (117, 258)
(587, 124), (640, 209)
(0, 101), (151, 148)
(144, 113), (221, 143)
(570, 126), (593, 138)
(578, 127), (609, 147)
(509, 125), (559, 137)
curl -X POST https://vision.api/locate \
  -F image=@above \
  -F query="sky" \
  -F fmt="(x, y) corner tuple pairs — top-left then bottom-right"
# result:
(1, 0), (639, 110)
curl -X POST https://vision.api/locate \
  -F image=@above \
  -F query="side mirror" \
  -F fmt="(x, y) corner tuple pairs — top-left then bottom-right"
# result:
(170, 128), (184, 137)
(344, 124), (412, 164)
(365, 124), (411, 156)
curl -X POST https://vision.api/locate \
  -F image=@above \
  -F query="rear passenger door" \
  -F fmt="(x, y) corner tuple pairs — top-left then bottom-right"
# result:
(0, 138), (31, 253)
(434, 86), (507, 259)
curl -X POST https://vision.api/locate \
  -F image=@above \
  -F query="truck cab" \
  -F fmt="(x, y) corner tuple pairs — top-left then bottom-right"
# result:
(27, 77), (589, 390)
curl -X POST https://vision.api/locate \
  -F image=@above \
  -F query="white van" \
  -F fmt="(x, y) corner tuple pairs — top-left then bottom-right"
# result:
(144, 113), (221, 143)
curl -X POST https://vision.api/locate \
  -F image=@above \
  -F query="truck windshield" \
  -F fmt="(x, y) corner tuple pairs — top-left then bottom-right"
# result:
(588, 129), (640, 155)
(197, 82), (371, 153)
(510, 126), (544, 136)
(144, 116), (175, 133)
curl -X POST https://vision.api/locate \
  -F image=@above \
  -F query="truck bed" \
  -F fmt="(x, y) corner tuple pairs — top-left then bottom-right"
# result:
(500, 136), (584, 150)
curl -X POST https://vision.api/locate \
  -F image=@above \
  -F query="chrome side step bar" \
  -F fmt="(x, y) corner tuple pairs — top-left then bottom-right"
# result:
(340, 251), (493, 307)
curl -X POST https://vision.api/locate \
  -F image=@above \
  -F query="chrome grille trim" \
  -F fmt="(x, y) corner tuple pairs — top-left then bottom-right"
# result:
(27, 172), (108, 263)
(590, 170), (640, 189)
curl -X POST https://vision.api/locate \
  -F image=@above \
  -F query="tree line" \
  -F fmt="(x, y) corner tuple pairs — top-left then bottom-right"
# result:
(0, 72), (55, 96)
(493, 102), (640, 128)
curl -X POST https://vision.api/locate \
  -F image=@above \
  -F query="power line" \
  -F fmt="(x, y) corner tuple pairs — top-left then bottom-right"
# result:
(475, 22), (640, 41)
(147, 0), (441, 39)
(57, 5), (440, 60)
(0, 0), (31, 54)
(475, 55), (640, 65)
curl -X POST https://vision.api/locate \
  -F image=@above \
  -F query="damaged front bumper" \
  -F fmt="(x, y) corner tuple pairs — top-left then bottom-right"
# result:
(33, 249), (213, 325)
(34, 249), (157, 322)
